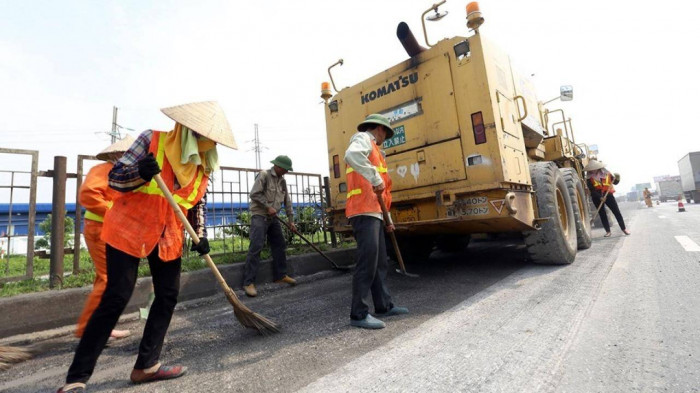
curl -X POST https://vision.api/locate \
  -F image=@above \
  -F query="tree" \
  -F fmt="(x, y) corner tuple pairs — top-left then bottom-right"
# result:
(224, 211), (252, 239)
(35, 214), (74, 250)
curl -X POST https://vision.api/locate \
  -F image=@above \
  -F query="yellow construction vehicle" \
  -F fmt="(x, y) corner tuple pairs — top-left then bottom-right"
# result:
(321, 1), (593, 265)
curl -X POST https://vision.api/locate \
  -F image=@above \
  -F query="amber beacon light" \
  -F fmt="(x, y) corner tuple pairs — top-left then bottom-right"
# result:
(321, 81), (332, 102)
(466, 2), (484, 30)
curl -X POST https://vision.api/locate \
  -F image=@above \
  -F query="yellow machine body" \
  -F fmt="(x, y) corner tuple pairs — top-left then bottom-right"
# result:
(324, 31), (585, 236)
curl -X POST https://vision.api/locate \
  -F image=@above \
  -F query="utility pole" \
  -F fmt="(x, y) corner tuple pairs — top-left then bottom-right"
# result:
(248, 123), (267, 169)
(111, 106), (119, 143)
(254, 123), (261, 169)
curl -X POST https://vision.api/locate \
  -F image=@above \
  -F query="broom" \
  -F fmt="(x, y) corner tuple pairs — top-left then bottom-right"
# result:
(0, 345), (33, 370)
(274, 216), (352, 272)
(153, 174), (279, 334)
(590, 188), (612, 223)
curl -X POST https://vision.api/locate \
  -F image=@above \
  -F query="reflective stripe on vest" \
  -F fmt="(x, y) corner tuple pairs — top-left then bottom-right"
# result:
(84, 199), (113, 222)
(347, 188), (362, 199)
(100, 131), (209, 261)
(133, 132), (206, 209)
(84, 210), (103, 223)
(591, 173), (614, 193)
(345, 141), (392, 217)
(346, 165), (387, 175)
(346, 162), (389, 199)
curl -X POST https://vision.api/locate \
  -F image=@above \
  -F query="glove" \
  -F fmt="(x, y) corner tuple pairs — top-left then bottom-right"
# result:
(137, 153), (161, 182)
(190, 237), (210, 256)
(613, 173), (621, 185)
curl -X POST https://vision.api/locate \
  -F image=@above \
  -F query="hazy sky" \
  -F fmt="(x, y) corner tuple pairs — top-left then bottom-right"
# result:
(1, 0), (699, 202)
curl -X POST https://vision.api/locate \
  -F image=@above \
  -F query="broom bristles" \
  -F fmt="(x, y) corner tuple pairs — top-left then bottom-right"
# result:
(224, 288), (279, 335)
(0, 346), (32, 371)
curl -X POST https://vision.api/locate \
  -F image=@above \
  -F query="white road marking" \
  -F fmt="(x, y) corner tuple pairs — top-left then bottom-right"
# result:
(674, 236), (700, 252)
(658, 215), (667, 219)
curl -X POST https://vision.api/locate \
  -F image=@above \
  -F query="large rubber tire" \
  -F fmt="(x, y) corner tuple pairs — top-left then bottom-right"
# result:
(561, 168), (592, 250)
(524, 162), (577, 265)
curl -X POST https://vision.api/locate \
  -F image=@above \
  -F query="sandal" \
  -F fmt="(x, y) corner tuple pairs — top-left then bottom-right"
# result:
(56, 383), (86, 393)
(131, 364), (187, 384)
(604, 232), (612, 237)
(623, 229), (631, 235)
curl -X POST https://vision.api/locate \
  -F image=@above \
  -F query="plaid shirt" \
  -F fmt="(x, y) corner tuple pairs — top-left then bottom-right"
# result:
(109, 130), (208, 237)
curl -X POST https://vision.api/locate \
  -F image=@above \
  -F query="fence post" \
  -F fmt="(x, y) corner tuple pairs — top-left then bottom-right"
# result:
(49, 156), (67, 288)
(26, 151), (39, 279)
(323, 176), (337, 248)
(73, 156), (91, 274)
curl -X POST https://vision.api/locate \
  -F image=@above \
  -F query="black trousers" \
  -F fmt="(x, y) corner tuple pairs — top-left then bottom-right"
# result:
(592, 193), (626, 232)
(350, 215), (393, 320)
(66, 244), (181, 384)
(242, 215), (288, 285)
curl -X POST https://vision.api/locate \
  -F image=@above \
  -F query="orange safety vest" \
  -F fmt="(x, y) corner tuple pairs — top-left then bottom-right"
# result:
(591, 173), (615, 194)
(345, 141), (392, 218)
(80, 162), (118, 223)
(101, 131), (209, 260)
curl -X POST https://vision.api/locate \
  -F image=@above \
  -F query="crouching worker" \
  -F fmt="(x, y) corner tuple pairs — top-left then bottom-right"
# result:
(242, 155), (297, 297)
(74, 136), (135, 341)
(344, 114), (408, 330)
(58, 101), (237, 392)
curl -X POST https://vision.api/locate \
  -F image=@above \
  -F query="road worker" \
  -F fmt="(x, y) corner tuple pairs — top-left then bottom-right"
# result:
(74, 135), (135, 341)
(643, 187), (653, 208)
(585, 159), (630, 238)
(58, 101), (237, 392)
(344, 114), (408, 330)
(242, 155), (298, 297)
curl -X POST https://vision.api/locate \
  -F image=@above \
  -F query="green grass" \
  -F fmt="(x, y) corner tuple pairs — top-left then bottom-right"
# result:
(0, 237), (355, 298)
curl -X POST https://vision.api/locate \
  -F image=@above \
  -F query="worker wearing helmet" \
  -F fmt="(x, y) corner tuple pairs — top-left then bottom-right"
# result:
(242, 155), (298, 297)
(74, 136), (136, 341)
(344, 114), (408, 330)
(58, 101), (237, 392)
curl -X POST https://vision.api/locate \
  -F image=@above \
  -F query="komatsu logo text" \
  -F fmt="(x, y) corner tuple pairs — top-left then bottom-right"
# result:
(361, 72), (419, 105)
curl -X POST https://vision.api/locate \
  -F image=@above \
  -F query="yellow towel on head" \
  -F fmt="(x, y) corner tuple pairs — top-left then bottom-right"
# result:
(163, 124), (218, 187)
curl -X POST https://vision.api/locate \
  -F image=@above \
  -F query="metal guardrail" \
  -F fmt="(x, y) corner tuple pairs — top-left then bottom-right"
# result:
(1, 153), (336, 285)
(205, 166), (333, 256)
(0, 148), (38, 284)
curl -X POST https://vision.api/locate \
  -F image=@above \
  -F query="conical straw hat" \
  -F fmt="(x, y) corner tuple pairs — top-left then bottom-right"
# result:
(583, 159), (606, 172)
(160, 101), (238, 149)
(96, 135), (136, 161)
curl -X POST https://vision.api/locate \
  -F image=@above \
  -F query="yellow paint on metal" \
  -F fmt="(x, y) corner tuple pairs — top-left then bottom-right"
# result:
(322, 25), (588, 237)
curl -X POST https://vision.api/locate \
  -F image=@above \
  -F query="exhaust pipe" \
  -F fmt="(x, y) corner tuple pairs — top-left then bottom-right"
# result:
(397, 22), (426, 57)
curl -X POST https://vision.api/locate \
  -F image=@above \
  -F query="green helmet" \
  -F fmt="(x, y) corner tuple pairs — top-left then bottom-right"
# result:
(357, 114), (395, 138)
(271, 155), (293, 171)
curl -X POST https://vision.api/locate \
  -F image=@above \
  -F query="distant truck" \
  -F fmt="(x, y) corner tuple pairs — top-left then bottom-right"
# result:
(678, 152), (700, 203)
(654, 176), (682, 202)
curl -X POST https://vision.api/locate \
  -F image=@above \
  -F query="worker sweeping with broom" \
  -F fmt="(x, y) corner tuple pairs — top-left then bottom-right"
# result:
(74, 135), (135, 341)
(57, 101), (237, 392)
(585, 159), (630, 238)
(344, 114), (408, 330)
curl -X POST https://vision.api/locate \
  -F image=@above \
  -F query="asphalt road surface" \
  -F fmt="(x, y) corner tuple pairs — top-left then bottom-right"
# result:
(2, 201), (699, 392)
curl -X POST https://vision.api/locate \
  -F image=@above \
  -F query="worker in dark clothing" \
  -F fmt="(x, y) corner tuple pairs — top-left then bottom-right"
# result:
(585, 159), (630, 237)
(241, 155), (298, 297)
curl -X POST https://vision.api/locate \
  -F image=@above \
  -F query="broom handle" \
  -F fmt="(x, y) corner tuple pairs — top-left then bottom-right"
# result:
(591, 188), (612, 222)
(153, 174), (231, 292)
(377, 193), (408, 274)
(275, 216), (338, 267)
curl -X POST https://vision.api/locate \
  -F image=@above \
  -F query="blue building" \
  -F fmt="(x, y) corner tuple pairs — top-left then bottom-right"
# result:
(0, 202), (317, 237)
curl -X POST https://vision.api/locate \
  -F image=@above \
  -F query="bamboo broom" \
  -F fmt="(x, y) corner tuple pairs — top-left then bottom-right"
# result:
(0, 345), (33, 370)
(153, 174), (279, 334)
